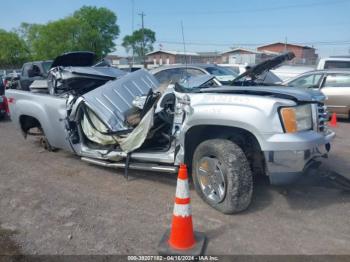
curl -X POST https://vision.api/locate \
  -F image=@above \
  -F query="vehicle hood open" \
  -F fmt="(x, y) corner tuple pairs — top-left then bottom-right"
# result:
(233, 52), (295, 82)
(48, 52), (127, 95)
(51, 51), (96, 68)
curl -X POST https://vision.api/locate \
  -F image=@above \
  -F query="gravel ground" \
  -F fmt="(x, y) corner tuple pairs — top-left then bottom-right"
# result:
(0, 120), (350, 255)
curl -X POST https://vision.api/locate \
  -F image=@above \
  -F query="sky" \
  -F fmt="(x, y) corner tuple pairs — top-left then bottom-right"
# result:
(1, 0), (350, 58)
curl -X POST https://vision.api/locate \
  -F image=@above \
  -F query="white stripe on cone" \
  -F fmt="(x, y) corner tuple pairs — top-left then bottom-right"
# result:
(173, 203), (192, 217)
(175, 179), (190, 199)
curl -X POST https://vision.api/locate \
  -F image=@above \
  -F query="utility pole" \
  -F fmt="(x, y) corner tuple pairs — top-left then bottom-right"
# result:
(131, 0), (135, 66)
(284, 36), (288, 52)
(139, 12), (146, 68)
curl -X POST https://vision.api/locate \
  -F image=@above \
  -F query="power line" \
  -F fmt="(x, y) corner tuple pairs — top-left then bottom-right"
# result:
(148, 0), (349, 16)
(155, 39), (350, 48)
(179, 21), (350, 30)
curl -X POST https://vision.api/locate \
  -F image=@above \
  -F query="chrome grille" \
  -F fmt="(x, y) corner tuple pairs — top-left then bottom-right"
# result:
(317, 103), (328, 132)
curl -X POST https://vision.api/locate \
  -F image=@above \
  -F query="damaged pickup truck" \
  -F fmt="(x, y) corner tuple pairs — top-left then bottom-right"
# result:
(7, 52), (335, 214)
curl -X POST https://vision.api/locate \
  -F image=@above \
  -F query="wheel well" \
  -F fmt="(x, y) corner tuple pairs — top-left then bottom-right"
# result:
(184, 125), (266, 177)
(19, 115), (41, 137)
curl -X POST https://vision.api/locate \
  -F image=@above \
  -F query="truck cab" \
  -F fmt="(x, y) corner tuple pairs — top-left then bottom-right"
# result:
(18, 61), (53, 91)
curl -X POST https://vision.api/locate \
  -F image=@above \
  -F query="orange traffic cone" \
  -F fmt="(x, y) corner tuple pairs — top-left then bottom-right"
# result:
(158, 164), (206, 256)
(329, 112), (338, 127)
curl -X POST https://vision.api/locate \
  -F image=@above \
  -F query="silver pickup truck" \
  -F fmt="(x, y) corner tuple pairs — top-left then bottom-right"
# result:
(6, 52), (335, 214)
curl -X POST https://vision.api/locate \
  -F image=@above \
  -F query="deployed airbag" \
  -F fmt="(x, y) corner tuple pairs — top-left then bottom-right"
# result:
(116, 107), (154, 153)
(81, 107), (117, 145)
(81, 104), (154, 152)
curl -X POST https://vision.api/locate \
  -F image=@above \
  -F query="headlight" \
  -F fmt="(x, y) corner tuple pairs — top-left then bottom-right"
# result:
(280, 104), (312, 133)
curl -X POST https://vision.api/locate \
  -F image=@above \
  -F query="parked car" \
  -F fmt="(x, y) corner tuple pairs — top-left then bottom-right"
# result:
(7, 52), (335, 214)
(317, 56), (350, 70)
(45, 51), (126, 95)
(150, 64), (238, 85)
(3, 70), (21, 89)
(284, 69), (350, 119)
(9, 60), (53, 91)
(271, 65), (315, 81)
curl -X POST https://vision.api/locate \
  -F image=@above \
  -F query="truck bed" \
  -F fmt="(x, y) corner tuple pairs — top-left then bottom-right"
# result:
(6, 90), (71, 151)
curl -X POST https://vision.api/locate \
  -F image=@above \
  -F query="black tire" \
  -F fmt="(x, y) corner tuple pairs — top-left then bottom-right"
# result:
(192, 139), (253, 214)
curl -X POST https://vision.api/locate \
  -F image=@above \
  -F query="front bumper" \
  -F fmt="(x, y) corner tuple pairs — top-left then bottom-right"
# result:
(264, 129), (335, 185)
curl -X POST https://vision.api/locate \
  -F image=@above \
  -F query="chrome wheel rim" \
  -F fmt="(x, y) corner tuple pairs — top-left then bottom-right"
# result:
(197, 156), (226, 204)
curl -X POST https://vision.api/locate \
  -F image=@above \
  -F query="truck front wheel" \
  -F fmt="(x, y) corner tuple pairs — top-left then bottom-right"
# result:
(192, 139), (253, 214)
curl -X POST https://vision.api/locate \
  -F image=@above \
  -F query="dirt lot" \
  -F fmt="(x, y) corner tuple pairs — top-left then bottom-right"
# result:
(0, 120), (350, 255)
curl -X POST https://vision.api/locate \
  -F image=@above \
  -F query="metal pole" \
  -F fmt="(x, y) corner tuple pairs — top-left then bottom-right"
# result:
(139, 12), (146, 68)
(131, 0), (135, 66)
(284, 36), (288, 52)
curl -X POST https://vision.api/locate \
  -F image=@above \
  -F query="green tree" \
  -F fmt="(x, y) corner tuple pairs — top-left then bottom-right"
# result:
(17, 23), (44, 58)
(0, 29), (29, 68)
(29, 17), (82, 60)
(73, 6), (120, 58)
(18, 6), (120, 60)
(122, 28), (156, 60)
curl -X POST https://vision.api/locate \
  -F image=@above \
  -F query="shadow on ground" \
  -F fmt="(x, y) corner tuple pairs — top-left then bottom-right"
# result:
(0, 223), (21, 255)
(274, 164), (350, 211)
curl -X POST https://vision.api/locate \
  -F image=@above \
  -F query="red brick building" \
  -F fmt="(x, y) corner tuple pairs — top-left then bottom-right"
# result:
(257, 42), (318, 65)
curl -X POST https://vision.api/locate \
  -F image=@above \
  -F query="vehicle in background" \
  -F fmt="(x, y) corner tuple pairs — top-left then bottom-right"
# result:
(9, 60), (53, 91)
(283, 69), (350, 118)
(219, 63), (282, 84)
(45, 52), (126, 95)
(271, 65), (315, 81)
(317, 56), (350, 70)
(1, 69), (21, 78)
(7, 52), (335, 213)
(12, 52), (126, 94)
(150, 64), (238, 85)
(119, 67), (142, 73)
(1, 70), (20, 88)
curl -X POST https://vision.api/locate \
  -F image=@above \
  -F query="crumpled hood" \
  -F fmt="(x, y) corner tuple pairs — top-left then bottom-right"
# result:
(200, 85), (326, 102)
(59, 66), (126, 80)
